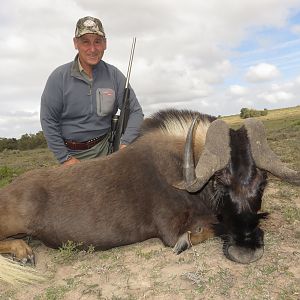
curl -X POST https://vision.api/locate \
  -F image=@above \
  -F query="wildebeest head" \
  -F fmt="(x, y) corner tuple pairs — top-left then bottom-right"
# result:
(175, 118), (300, 264)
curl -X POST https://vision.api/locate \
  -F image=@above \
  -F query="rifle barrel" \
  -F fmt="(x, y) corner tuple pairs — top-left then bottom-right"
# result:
(111, 37), (137, 152)
(125, 37), (136, 89)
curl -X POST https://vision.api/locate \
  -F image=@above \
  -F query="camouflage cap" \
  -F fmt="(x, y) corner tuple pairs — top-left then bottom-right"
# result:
(75, 16), (105, 38)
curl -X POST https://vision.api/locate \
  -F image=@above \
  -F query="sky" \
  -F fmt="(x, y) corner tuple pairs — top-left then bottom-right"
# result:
(1, 0), (300, 138)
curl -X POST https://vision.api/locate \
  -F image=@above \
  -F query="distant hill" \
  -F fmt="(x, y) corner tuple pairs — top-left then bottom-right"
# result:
(223, 105), (300, 129)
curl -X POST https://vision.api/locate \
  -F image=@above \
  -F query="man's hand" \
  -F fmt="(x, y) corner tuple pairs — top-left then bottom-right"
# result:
(62, 156), (80, 166)
(119, 144), (127, 150)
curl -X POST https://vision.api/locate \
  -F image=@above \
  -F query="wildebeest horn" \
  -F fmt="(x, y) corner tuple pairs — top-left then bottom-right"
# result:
(173, 117), (199, 190)
(245, 118), (300, 185)
(183, 116), (199, 185)
(174, 119), (231, 192)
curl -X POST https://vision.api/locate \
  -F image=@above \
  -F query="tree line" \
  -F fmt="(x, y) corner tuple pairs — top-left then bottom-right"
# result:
(240, 107), (268, 119)
(0, 107), (268, 152)
(0, 131), (47, 152)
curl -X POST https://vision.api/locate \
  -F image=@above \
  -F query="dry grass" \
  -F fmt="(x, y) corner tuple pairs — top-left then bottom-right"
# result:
(223, 105), (300, 127)
(0, 256), (45, 285)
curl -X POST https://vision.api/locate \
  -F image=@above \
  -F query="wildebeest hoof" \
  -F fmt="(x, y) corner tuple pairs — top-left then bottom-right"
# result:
(224, 244), (264, 264)
(12, 253), (35, 266)
(21, 254), (35, 266)
(173, 231), (192, 254)
(2, 240), (35, 266)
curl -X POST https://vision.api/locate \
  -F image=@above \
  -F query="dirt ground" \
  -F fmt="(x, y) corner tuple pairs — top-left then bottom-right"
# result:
(0, 181), (299, 300)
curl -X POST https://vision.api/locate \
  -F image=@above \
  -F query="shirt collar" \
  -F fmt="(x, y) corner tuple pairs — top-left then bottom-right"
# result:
(77, 57), (84, 73)
(77, 57), (93, 81)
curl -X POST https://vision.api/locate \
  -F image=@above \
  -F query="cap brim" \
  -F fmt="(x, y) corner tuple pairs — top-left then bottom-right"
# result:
(76, 29), (105, 37)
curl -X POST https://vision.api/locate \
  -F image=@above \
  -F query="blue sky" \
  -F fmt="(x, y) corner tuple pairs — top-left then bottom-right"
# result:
(229, 11), (300, 84)
(0, 0), (300, 138)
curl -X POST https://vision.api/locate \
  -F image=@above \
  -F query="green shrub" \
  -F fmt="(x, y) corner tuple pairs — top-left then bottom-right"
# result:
(53, 240), (83, 264)
(240, 107), (268, 119)
(0, 166), (20, 187)
(0, 131), (47, 152)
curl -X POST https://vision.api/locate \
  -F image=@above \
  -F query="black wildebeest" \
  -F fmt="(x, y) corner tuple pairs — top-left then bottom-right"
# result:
(0, 109), (299, 265)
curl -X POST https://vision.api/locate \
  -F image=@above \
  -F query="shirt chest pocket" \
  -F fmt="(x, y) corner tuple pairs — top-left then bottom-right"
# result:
(96, 88), (116, 117)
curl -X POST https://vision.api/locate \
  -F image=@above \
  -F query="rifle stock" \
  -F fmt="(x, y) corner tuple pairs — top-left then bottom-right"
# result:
(113, 87), (130, 151)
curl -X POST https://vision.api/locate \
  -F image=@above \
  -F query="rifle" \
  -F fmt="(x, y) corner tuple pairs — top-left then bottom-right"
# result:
(108, 37), (137, 154)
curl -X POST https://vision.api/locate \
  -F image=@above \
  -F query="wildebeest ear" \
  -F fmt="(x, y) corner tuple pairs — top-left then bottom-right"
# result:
(245, 118), (300, 186)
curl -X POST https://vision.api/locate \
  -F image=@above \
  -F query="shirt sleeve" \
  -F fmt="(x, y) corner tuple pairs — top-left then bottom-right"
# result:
(40, 69), (70, 163)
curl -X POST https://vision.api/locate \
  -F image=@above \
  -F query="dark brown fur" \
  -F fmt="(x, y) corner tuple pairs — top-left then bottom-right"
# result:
(2, 109), (290, 264)
(0, 111), (216, 259)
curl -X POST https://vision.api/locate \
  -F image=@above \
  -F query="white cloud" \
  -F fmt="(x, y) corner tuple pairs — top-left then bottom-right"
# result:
(229, 85), (248, 96)
(291, 24), (300, 34)
(0, 111), (40, 138)
(295, 76), (300, 85)
(245, 63), (280, 82)
(237, 98), (254, 107)
(1, 0), (300, 137)
(258, 91), (295, 103)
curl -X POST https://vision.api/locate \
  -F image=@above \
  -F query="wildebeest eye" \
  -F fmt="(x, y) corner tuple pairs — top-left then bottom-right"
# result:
(215, 169), (231, 187)
(257, 212), (269, 220)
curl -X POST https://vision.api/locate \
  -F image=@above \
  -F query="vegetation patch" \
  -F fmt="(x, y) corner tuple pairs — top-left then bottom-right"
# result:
(240, 107), (268, 118)
(0, 166), (22, 187)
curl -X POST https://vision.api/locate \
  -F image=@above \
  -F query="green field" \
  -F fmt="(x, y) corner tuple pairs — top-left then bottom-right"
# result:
(223, 105), (300, 171)
(0, 106), (299, 300)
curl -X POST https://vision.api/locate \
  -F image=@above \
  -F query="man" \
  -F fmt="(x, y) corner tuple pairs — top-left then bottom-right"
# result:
(40, 16), (143, 166)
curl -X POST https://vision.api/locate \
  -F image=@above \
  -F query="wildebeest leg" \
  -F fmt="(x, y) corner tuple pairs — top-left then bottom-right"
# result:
(0, 239), (35, 265)
(173, 227), (215, 254)
(0, 189), (35, 264)
(0, 214), (35, 265)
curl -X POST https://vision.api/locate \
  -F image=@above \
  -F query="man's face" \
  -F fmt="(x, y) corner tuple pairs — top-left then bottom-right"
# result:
(73, 33), (106, 68)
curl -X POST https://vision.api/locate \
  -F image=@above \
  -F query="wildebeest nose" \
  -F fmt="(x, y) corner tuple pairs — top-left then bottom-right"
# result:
(244, 231), (252, 240)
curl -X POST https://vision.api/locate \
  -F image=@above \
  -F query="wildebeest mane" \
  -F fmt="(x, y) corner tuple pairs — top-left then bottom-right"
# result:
(141, 109), (217, 139)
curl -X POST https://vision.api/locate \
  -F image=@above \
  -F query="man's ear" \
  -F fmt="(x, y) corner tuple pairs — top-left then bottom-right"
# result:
(73, 37), (78, 50)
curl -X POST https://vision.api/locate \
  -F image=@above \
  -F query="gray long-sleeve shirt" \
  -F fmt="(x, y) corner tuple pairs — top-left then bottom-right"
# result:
(40, 56), (144, 163)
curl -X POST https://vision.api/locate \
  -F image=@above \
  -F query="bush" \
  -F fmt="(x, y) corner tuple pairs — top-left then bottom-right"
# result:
(261, 108), (268, 116)
(0, 131), (47, 152)
(0, 166), (21, 188)
(240, 108), (268, 119)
